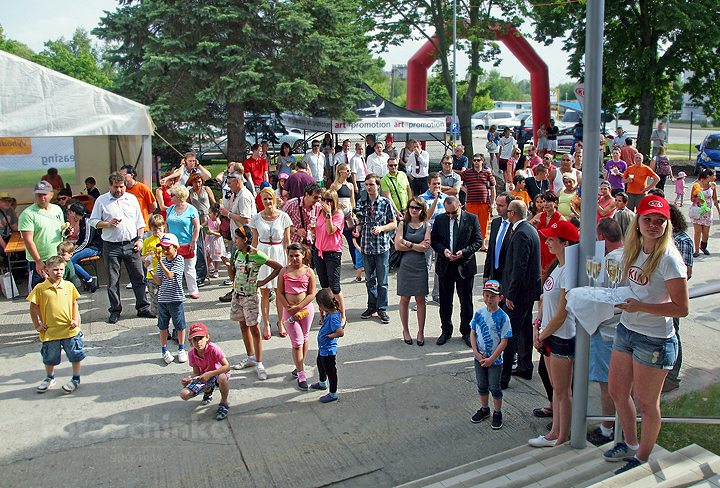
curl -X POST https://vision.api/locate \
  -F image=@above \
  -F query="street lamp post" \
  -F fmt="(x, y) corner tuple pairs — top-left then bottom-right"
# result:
(452, 0), (458, 145)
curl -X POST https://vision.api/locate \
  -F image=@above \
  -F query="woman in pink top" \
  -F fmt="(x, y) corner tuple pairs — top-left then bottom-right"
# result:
(597, 181), (617, 222)
(313, 189), (346, 324)
(277, 243), (317, 390)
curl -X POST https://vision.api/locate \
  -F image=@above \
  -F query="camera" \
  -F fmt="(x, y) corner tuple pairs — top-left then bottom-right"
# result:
(353, 199), (374, 227)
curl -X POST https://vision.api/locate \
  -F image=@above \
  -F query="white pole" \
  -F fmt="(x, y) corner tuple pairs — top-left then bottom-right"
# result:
(452, 0), (458, 145)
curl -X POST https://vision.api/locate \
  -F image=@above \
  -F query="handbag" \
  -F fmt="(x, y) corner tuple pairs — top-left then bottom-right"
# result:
(1, 272), (19, 299)
(485, 140), (498, 152)
(177, 244), (195, 259)
(344, 211), (355, 230)
(688, 205), (702, 220)
(219, 215), (231, 240)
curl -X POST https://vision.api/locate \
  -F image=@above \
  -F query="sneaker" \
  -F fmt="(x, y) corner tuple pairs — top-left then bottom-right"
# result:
(190, 293), (200, 299)
(215, 403), (229, 420)
(320, 393), (338, 403)
(378, 311), (390, 324)
(528, 435), (557, 447)
(223, 279), (233, 286)
(212, 270), (219, 278)
(297, 379), (309, 391)
(603, 442), (638, 462)
(491, 411), (503, 430)
(268, 290), (275, 302)
(291, 368), (298, 377)
(232, 356), (256, 370)
(614, 457), (643, 475)
(36, 377), (55, 393)
(126, 282), (133, 289)
(310, 382), (327, 390)
(219, 291), (233, 302)
(356, 276), (363, 282)
(89, 276), (99, 293)
(360, 308), (376, 319)
(703, 248), (710, 256)
(202, 388), (214, 405)
(471, 408), (490, 423)
(61, 379), (80, 394)
(587, 426), (614, 445)
(162, 350), (174, 364)
(255, 363), (267, 380)
(177, 349), (188, 363)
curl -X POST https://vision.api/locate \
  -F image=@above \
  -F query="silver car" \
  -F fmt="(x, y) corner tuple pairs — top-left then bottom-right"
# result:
(471, 110), (516, 130)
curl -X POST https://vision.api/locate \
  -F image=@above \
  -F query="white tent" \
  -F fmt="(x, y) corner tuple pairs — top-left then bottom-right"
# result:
(0, 50), (154, 205)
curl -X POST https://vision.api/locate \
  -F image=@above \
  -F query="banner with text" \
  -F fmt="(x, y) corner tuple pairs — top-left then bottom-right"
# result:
(0, 137), (75, 172)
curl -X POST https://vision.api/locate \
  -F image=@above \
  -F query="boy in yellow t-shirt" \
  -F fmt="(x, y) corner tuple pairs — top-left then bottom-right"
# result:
(142, 214), (166, 318)
(28, 255), (84, 394)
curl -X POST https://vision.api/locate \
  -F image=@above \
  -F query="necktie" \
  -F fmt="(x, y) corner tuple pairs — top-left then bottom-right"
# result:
(345, 153), (348, 165)
(495, 220), (508, 269)
(452, 218), (459, 253)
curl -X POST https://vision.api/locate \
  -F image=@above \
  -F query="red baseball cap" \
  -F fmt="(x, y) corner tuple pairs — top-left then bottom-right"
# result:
(538, 220), (579, 242)
(636, 195), (670, 219)
(188, 323), (208, 339)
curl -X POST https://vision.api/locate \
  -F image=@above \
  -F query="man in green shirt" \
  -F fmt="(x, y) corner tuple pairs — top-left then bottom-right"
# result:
(18, 181), (65, 291)
(381, 156), (412, 219)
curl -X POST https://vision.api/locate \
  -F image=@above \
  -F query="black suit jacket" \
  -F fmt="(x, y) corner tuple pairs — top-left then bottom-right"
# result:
(483, 217), (512, 282)
(431, 210), (483, 279)
(504, 220), (542, 304)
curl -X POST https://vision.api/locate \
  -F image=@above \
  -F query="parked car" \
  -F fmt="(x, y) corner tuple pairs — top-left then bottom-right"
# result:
(695, 134), (720, 174)
(471, 110), (516, 130)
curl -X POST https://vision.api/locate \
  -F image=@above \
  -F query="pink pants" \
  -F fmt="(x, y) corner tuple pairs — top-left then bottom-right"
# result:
(283, 303), (315, 348)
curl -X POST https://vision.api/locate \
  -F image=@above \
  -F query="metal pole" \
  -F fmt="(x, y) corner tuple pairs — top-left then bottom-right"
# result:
(452, 0), (458, 145)
(391, 65), (395, 103)
(571, 0), (604, 450)
(689, 113), (693, 160)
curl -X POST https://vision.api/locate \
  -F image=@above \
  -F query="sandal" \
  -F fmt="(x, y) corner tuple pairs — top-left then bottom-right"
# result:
(262, 328), (272, 340)
(277, 321), (288, 338)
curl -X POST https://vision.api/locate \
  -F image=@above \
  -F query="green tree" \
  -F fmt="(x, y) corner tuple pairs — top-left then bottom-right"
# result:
(95, 0), (372, 161)
(555, 81), (575, 102)
(531, 0), (720, 155)
(364, 57), (391, 99)
(365, 0), (528, 156)
(427, 69), (492, 113)
(33, 28), (113, 88)
(482, 70), (528, 101)
(0, 24), (35, 60)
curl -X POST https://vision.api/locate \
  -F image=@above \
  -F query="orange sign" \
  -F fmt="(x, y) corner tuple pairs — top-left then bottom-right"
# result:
(0, 138), (32, 155)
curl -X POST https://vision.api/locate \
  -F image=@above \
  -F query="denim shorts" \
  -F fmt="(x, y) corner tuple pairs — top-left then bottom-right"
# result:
(41, 332), (86, 366)
(157, 301), (187, 331)
(547, 335), (575, 359)
(613, 323), (678, 370)
(474, 359), (503, 399)
(589, 333), (613, 383)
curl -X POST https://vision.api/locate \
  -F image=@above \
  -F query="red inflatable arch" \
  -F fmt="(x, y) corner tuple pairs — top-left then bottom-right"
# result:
(406, 26), (550, 145)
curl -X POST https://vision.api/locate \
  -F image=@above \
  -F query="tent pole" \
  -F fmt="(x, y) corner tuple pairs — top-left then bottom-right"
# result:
(141, 135), (152, 188)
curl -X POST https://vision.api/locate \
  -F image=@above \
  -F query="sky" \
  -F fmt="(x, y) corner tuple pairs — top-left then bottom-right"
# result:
(0, 0), (573, 87)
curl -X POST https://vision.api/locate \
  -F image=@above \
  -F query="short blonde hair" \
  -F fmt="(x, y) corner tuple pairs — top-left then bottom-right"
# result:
(259, 187), (276, 207)
(170, 183), (189, 202)
(57, 241), (75, 254)
(148, 214), (166, 230)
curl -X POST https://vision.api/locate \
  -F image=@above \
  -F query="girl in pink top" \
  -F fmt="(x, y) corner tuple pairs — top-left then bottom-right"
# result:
(597, 181), (617, 222)
(277, 243), (317, 390)
(313, 189), (347, 324)
(204, 205), (227, 278)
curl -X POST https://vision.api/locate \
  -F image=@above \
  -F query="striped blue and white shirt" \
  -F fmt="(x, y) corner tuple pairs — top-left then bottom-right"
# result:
(157, 255), (185, 303)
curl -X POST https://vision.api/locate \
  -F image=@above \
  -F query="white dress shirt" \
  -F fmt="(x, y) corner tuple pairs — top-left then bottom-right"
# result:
(89, 192), (146, 242)
(407, 149), (430, 178)
(302, 151), (326, 182)
(366, 152), (390, 177)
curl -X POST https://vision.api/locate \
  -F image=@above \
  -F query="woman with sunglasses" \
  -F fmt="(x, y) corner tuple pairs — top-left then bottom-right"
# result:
(329, 163), (356, 268)
(394, 197), (431, 346)
(313, 189), (347, 324)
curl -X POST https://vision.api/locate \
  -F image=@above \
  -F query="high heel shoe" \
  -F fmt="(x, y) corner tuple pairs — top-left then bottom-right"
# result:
(262, 327), (272, 340)
(277, 321), (288, 338)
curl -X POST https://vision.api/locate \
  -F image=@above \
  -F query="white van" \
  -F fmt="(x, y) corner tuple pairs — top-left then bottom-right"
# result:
(471, 110), (516, 130)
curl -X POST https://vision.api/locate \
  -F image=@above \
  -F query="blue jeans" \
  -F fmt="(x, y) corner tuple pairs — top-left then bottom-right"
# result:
(474, 359), (503, 400)
(362, 249), (389, 312)
(70, 248), (101, 282)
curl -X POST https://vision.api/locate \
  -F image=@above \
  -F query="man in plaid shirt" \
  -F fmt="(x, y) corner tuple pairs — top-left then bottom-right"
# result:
(282, 182), (322, 246)
(355, 174), (397, 324)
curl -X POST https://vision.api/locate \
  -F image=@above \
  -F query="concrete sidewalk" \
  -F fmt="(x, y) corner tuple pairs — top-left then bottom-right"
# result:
(0, 206), (717, 487)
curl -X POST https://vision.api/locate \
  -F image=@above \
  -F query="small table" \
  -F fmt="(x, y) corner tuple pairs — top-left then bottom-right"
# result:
(4, 232), (26, 299)
(565, 286), (634, 335)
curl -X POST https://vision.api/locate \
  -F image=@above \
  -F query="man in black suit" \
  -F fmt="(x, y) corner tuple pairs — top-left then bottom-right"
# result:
(483, 192), (515, 283)
(431, 196), (484, 347)
(501, 200), (542, 388)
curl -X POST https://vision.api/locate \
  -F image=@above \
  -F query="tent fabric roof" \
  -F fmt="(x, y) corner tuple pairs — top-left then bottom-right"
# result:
(0, 50), (154, 137)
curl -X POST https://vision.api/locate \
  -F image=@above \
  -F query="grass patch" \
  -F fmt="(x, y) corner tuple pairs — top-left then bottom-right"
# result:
(655, 383), (720, 455)
(0, 167), (76, 187)
(666, 143), (698, 153)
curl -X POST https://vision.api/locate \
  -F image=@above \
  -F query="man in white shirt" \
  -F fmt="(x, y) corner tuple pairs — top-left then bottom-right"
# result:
(89, 172), (153, 323)
(406, 139), (430, 197)
(333, 139), (353, 178)
(367, 141), (390, 178)
(612, 127), (627, 149)
(302, 140), (326, 184)
(350, 142), (368, 199)
(498, 127), (516, 185)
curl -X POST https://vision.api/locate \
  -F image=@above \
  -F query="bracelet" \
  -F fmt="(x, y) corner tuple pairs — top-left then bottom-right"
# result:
(533, 319), (541, 327)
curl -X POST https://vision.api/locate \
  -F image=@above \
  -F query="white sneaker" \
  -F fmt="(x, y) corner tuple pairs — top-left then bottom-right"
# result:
(36, 377), (55, 393)
(177, 349), (188, 363)
(126, 282), (133, 289)
(162, 350), (174, 364)
(232, 356), (256, 370)
(61, 379), (80, 394)
(255, 363), (267, 380)
(528, 435), (557, 448)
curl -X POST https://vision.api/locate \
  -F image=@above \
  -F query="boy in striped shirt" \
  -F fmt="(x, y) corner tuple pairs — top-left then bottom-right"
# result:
(150, 233), (187, 364)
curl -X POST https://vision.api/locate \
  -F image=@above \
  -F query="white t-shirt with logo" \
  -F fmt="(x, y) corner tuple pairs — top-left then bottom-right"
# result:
(621, 247), (686, 338)
(542, 265), (576, 340)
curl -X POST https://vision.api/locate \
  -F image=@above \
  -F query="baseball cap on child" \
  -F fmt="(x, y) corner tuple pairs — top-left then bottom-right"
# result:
(538, 220), (579, 242)
(156, 233), (179, 247)
(483, 280), (502, 295)
(636, 195), (671, 219)
(188, 323), (208, 339)
(33, 181), (53, 194)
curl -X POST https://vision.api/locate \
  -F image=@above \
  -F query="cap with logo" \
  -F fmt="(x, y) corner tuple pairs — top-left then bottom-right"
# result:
(33, 181), (53, 194)
(188, 323), (208, 339)
(156, 233), (179, 247)
(538, 220), (579, 242)
(483, 280), (502, 295)
(0, 191), (12, 200)
(636, 195), (670, 219)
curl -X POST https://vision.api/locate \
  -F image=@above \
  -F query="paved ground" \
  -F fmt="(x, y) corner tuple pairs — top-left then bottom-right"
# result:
(0, 195), (718, 488)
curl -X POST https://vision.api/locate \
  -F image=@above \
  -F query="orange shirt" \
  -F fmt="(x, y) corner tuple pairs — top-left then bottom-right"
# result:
(623, 164), (658, 194)
(511, 189), (531, 206)
(126, 182), (156, 231)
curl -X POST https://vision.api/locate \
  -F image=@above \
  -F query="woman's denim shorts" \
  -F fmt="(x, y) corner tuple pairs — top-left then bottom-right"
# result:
(547, 335), (575, 359)
(613, 323), (678, 370)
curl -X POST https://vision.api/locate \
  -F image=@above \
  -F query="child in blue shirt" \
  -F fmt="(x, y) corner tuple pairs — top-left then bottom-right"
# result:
(311, 289), (344, 403)
(470, 280), (512, 429)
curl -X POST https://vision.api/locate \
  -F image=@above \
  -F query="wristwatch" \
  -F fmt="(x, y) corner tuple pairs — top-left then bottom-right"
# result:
(326, 213), (331, 218)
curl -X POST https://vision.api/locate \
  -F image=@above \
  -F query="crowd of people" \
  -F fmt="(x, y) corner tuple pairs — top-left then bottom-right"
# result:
(12, 127), (702, 473)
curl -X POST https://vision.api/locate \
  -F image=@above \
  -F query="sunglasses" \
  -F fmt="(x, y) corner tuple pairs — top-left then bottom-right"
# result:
(312, 144), (320, 147)
(312, 195), (322, 200)
(58, 196), (67, 200)
(446, 210), (458, 216)
(473, 158), (482, 162)
(322, 198), (333, 202)
(442, 161), (452, 164)
(388, 164), (398, 167)
(408, 206), (422, 211)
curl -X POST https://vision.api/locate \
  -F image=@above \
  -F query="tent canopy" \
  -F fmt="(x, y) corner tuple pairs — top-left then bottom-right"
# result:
(282, 84), (446, 138)
(0, 50), (153, 138)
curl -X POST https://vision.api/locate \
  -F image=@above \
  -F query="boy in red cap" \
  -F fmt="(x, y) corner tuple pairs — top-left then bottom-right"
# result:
(181, 323), (231, 420)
